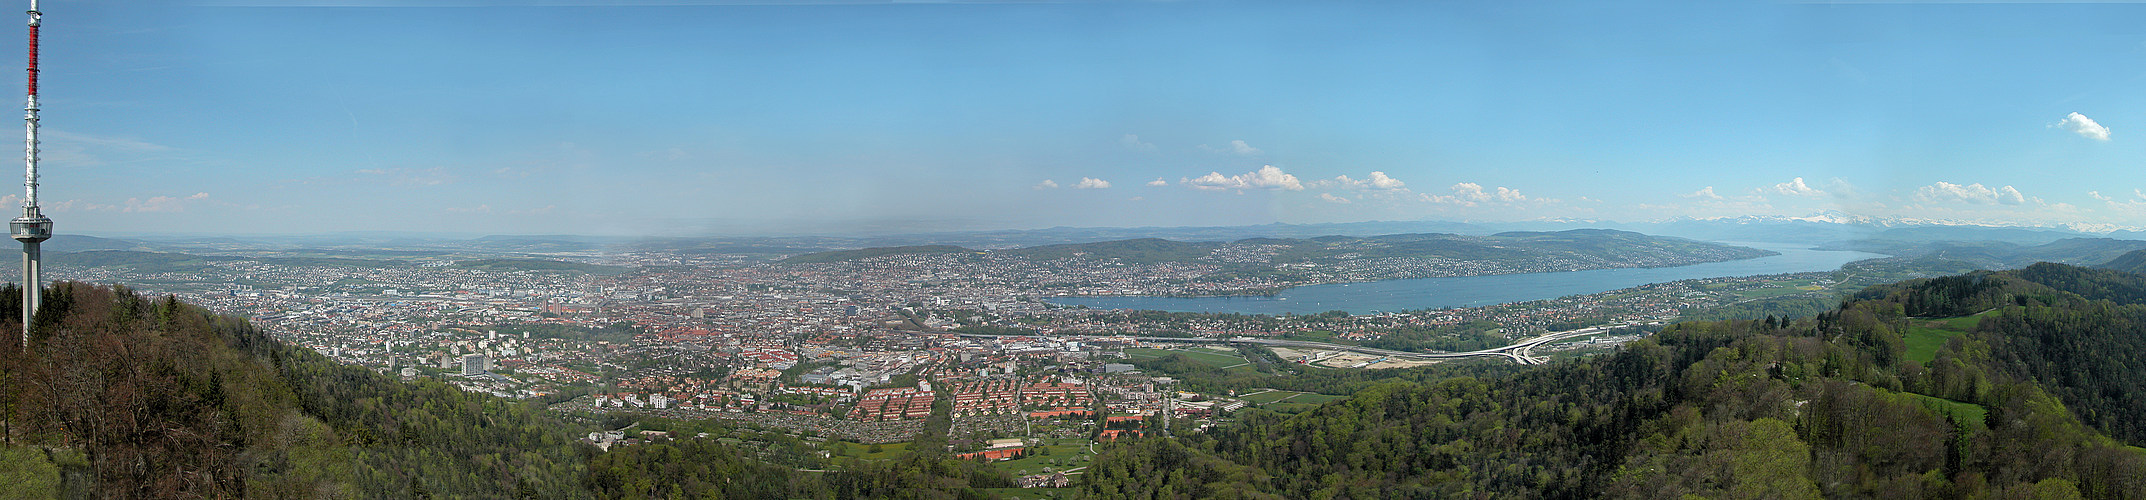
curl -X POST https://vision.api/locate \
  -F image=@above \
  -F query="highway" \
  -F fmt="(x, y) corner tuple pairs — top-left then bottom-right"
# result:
(1227, 324), (1620, 365)
(952, 324), (1636, 366)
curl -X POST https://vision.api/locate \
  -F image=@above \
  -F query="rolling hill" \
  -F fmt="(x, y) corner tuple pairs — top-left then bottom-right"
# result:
(794, 230), (1776, 272)
(779, 244), (976, 264)
(2096, 248), (2146, 274)
(450, 258), (632, 274)
(1080, 263), (2146, 498)
(1002, 238), (1214, 263)
(1823, 236), (2146, 269)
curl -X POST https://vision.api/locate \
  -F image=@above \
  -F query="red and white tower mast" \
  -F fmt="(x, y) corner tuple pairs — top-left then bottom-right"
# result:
(11, 0), (49, 348)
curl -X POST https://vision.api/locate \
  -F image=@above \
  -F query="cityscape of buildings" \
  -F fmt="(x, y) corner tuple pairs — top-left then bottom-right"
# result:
(31, 244), (1889, 446)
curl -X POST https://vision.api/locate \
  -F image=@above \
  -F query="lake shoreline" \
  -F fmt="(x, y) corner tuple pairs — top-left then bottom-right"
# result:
(1051, 247), (1790, 299)
(1045, 242), (1887, 315)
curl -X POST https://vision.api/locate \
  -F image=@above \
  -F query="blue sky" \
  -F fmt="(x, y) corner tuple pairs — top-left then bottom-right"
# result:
(20, 0), (2146, 236)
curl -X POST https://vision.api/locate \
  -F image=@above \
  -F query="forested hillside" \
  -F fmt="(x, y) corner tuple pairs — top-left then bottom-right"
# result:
(1082, 263), (2146, 499)
(2094, 248), (2146, 275)
(0, 283), (594, 497)
(0, 283), (1004, 498)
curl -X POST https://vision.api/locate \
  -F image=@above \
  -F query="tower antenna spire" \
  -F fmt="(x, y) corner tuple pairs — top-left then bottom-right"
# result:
(12, 0), (50, 349)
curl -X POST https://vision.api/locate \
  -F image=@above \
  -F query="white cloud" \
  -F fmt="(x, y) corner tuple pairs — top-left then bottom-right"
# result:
(1772, 177), (1824, 197)
(1363, 171), (1406, 190)
(1183, 165), (1304, 191)
(1426, 182), (1529, 205)
(85, 192), (213, 213)
(1329, 171), (1408, 191)
(1683, 186), (1724, 200)
(1032, 179), (1059, 190)
(1074, 177), (1111, 189)
(1186, 173), (1228, 189)
(2088, 189), (2146, 204)
(2056, 112), (2111, 141)
(1452, 182), (1527, 202)
(2090, 190), (2146, 212)
(1146, 178), (1168, 187)
(1318, 193), (1352, 204)
(1819, 177), (1860, 199)
(1120, 134), (1156, 151)
(1201, 139), (1264, 156)
(1915, 182), (2025, 205)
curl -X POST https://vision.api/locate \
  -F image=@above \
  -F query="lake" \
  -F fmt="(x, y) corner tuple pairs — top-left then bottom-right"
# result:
(1045, 242), (1887, 315)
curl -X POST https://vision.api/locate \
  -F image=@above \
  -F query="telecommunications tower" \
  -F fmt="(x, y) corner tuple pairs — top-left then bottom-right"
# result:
(11, 0), (48, 348)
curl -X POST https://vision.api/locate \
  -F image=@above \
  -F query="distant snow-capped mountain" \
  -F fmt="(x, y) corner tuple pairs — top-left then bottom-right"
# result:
(1648, 212), (2142, 235)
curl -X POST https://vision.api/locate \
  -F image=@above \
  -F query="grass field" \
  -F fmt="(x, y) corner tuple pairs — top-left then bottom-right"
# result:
(1905, 392), (1988, 434)
(991, 439), (1096, 476)
(1729, 280), (1826, 300)
(1264, 402), (1321, 414)
(1191, 346), (1251, 363)
(1122, 347), (1246, 368)
(1223, 362), (1265, 374)
(1239, 389), (1348, 407)
(1239, 390), (1295, 405)
(829, 441), (911, 461)
(1282, 393), (1347, 404)
(1905, 313), (1990, 364)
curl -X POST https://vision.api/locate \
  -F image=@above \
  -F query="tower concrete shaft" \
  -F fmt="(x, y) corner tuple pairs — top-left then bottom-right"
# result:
(11, 0), (48, 348)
